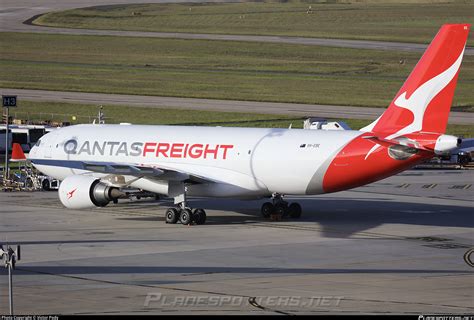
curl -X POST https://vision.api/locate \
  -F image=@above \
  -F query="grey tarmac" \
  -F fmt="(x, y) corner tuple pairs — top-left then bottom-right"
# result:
(0, 169), (473, 314)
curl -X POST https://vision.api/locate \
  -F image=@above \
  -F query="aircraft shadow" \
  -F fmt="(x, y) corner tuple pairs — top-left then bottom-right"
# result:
(117, 196), (473, 239)
(8, 239), (179, 245)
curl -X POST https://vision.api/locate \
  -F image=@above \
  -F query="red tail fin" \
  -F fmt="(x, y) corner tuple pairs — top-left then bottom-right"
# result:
(362, 24), (470, 136)
(11, 143), (26, 161)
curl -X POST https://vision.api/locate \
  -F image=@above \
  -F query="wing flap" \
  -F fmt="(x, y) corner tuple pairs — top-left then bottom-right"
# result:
(83, 162), (164, 176)
(81, 161), (215, 184)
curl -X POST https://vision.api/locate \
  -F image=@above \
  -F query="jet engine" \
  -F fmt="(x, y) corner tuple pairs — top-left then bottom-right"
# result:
(434, 134), (462, 155)
(58, 175), (123, 209)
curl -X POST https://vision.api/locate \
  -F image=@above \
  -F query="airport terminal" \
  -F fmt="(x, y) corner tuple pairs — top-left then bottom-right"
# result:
(1, 0), (473, 316)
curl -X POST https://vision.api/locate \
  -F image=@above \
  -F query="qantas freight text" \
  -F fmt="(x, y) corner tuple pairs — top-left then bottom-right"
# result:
(64, 140), (234, 160)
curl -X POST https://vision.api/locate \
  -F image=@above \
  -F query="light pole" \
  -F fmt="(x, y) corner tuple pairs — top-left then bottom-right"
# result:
(1, 244), (21, 315)
(2, 95), (17, 181)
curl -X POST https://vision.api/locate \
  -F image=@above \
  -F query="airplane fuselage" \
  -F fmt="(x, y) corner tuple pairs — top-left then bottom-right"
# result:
(29, 124), (430, 199)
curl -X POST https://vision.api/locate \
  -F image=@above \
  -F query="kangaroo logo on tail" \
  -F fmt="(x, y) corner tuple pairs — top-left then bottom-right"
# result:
(391, 48), (465, 138)
(364, 48), (465, 159)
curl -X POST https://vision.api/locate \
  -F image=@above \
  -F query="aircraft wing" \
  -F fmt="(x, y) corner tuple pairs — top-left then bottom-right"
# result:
(78, 161), (214, 185)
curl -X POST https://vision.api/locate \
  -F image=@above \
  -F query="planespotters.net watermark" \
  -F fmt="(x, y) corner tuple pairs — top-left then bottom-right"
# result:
(144, 293), (344, 308)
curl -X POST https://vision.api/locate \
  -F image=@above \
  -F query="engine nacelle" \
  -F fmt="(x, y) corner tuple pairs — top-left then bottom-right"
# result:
(59, 175), (122, 209)
(434, 134), (462, 155)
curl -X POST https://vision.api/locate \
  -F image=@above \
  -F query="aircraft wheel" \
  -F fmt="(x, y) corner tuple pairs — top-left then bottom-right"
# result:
(25, 177), (34, 189)
(261, 202), (274, 218)
(274, 203), (288, 217)
(165, 207), (179, 224)
(193, 208), (207, 225)
(42, 179), (50, 191)
(180, 208), (193, 225)
(288, 203), (302, 219)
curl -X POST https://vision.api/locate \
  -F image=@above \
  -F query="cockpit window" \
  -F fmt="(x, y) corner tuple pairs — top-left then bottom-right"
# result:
(35, 139), (41, 147)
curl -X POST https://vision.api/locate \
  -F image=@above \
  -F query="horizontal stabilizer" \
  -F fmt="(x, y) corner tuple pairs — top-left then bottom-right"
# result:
(362, 135), (430, 152)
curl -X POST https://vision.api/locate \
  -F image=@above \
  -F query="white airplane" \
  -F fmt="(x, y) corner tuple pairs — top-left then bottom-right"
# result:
(29, 24), (470, 226)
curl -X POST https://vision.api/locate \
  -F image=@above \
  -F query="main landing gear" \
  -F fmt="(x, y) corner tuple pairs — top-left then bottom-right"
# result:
(165, 182), (207, 226)
(165, 205), (207, 226)
(261, 193), (302, 219)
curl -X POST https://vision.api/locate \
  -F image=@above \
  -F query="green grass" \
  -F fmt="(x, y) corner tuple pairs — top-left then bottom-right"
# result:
(12, 100), (474, 137)
(33, 1), (474, 45)
(1, 32), (473, 109)
(13, 100), (301, 128)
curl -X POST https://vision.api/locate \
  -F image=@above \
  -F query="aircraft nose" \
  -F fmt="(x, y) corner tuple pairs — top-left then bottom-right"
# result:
(29, 141), (43, 159)
(29, 145), (37, 157)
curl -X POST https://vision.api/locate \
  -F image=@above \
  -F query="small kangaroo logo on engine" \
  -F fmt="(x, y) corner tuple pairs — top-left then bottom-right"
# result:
(67, 188), (77, 199)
